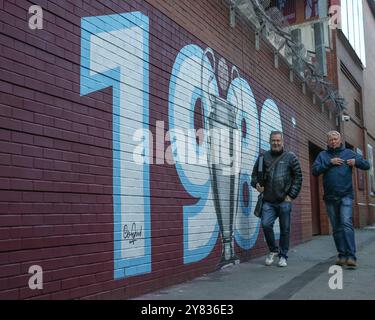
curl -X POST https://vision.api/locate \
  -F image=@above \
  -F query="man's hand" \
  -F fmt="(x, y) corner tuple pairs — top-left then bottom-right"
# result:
(347, 159), (356, 167)
(256, 183), (264, 193)
(285, 195), (292, 202)
(330, 157), (345, 165)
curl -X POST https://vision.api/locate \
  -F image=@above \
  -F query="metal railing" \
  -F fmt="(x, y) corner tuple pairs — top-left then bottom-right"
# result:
(229, 0), (347, 114)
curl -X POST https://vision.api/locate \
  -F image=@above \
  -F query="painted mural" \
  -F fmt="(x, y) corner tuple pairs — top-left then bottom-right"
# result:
(305, 0), (319, 20)
(80, 11), (286, 280)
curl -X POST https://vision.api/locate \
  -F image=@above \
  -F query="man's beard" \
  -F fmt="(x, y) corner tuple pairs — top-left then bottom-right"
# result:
(271, 146), (283, 155)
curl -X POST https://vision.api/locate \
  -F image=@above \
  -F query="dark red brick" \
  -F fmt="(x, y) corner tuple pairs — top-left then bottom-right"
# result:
(0, 0), (367, 301)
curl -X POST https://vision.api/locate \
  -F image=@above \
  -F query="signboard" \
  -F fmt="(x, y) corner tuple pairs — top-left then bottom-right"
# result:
(305, 0), (319, 20)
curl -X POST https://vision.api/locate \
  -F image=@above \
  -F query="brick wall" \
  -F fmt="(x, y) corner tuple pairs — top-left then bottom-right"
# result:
(364, 1), (375, 137)
(0, 0), (337, 299)
(363, 0), (375, 223)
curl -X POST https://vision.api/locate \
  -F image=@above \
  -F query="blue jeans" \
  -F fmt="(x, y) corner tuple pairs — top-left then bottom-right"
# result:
(325, 197), (356, 260)
(261, 201), (292, 259)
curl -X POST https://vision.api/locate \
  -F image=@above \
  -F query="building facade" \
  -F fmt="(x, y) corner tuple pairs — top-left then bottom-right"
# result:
(363, 0), (375, 225)
(0, 0), (371, 299)
(282, 0), (375, 231)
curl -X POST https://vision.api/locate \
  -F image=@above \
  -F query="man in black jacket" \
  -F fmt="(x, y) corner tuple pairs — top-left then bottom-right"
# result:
(251, 131), (303, 267)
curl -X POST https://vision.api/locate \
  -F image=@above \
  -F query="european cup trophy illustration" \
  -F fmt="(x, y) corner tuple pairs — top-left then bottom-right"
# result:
(207, 94), (242, 268)
(201, 49), (242, 268)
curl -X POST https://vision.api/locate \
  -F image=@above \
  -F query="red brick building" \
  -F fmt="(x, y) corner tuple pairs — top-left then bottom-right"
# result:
(0, 0), (371, 299)
(276, 0), (375, 232)
(363, 0), (375, 225)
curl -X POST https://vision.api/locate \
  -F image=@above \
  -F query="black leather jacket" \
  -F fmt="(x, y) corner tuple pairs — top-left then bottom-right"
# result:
(251, 150), (303, 203)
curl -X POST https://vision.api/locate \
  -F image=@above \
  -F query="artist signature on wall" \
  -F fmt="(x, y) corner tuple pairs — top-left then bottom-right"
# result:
(123, 223), (142, 244)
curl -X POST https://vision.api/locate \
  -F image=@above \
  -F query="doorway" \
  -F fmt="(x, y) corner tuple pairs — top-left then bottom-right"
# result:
(309, 143), (323, 235)
(345, 141), (360, 228)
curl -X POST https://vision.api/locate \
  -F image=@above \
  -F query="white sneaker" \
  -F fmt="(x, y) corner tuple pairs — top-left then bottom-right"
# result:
(265, 252), (278, 266)
(278, 257), (287, 267)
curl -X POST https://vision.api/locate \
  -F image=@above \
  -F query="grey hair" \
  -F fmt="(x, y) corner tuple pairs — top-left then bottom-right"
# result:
(269, 130), (283, 141)
(327, 130), (341, 139)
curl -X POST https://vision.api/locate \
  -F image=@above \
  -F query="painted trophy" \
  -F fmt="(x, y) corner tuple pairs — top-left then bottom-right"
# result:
(202, 50), (242, 268)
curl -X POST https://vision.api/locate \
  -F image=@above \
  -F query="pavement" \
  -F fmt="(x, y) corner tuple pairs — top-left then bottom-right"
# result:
(135, 225), (375, 300)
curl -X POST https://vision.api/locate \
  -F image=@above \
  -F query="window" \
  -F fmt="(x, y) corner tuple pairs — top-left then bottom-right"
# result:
(304, 0), (319, 20)
(368, 144), (375, 195)
(340, 0), (366, 66)
(269, 0), (297, 24)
